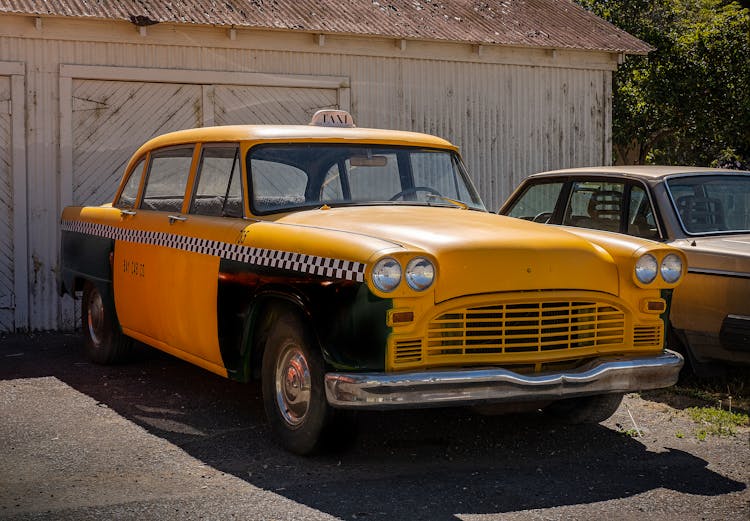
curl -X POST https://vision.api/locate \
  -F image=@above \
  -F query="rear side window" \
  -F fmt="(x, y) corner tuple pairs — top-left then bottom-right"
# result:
(140, 147), (195, 212)
(115, 158), (145, 209)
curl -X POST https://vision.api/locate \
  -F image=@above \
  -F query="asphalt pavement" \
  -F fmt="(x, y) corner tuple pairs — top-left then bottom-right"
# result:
(1, 332), (748, 520)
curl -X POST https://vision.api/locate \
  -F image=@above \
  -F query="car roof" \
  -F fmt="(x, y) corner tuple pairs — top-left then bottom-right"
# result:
(527, 165), (750, 180)
(134, 124), (458, 155)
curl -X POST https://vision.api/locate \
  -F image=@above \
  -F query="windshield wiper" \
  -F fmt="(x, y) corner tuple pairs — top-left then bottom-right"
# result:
(425, 194), (469, 209)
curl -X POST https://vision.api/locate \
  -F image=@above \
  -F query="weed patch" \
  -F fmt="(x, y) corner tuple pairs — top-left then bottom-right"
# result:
(687, 406), (749, 439)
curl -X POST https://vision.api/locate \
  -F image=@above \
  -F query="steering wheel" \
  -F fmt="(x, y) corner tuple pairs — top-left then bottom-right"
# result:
(532, 211), (553, 223)
(389, 186), (442, 201)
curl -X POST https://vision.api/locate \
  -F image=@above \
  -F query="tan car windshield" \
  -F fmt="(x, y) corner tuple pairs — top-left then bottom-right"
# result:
(667, 174), (750, 234)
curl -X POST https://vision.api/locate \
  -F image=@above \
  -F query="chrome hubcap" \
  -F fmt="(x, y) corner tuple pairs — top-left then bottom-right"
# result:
(87, 289), (105, 348)
(275, 345), (312, 427)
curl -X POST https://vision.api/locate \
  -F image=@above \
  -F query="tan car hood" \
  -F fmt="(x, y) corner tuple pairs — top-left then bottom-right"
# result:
(672, 234), (750, 273)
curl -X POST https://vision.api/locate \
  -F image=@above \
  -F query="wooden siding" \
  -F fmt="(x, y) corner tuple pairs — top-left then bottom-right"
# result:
(0, 19), (614, 330)
(73, 80), (204, 206)
(0, 75), (12, 330)
(213, 85), (338, 126)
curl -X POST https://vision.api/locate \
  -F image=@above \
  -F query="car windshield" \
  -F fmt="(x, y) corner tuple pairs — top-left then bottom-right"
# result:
(247, 143), (486, 214)
(666, 174), (750, 234)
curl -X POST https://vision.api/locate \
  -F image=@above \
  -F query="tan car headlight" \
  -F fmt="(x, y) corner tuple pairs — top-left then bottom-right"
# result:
(372, 258), (402, 292)
(635, 254), (658, 284)
(405, 257), (435, 291)
(660, 253), (683, 283)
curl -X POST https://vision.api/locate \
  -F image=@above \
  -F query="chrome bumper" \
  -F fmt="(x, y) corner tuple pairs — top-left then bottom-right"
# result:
(324, 350), (683, 409)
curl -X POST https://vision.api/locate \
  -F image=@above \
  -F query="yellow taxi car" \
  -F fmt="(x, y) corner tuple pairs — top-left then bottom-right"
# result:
(61, 111), (686, 454)
(499, 166), (750, 375)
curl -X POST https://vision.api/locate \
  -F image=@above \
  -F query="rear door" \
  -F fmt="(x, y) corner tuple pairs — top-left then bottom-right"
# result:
(113, 143), (247, 375)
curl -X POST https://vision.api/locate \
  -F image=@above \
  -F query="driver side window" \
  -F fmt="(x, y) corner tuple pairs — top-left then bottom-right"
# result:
(506, 182), (564, 223)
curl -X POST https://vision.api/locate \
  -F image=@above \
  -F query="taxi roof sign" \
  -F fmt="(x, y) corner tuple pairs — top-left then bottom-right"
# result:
(310, 109), (355, 128)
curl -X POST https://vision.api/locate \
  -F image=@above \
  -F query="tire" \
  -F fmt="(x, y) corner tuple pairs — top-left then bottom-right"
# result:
(81, 280), (133, 364)
(545, 393), (624, 424)
(261, 310), (333, 455)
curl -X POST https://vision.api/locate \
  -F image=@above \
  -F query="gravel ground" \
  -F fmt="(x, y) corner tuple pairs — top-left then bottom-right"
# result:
(0, 332), (747, 520)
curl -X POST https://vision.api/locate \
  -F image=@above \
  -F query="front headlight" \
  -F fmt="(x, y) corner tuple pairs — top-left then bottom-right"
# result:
(635, 254), (658, 284)
(405, 257), (435, 291)
(660, 253), (683, 283)
(372, 258), (401, 292)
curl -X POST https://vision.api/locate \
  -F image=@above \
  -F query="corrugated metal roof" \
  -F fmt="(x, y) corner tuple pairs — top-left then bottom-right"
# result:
(0, 0), (652, 54)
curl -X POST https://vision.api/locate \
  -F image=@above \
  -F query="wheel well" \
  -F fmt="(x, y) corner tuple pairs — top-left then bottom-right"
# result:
(248, 297), (317, 381)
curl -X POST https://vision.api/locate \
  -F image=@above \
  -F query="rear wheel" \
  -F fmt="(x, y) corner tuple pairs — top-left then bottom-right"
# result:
(81, 280), (133, 364)
(545, 393), (624, 424)
(261, 310), (333, 455)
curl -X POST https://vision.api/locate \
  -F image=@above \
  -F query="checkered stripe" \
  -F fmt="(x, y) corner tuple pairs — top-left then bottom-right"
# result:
(61, 220), (367, 282)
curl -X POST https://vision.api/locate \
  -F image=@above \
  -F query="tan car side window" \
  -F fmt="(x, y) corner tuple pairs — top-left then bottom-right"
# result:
(627, 185), (660, 240)
(506, 182), (564, 223)
(564, 181), (624, 233)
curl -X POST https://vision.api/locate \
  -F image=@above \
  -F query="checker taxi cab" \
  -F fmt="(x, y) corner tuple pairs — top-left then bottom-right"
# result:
(61, 111), (685, 454)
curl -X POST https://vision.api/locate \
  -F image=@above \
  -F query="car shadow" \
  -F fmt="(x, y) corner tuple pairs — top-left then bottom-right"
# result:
(641, 367), (750, 415)
(1, 333), (746, 521)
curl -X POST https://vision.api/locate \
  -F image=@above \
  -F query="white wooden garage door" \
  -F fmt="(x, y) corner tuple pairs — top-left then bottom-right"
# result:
(0, 76), (13, 331)
(72, 80), (340, 206)
(72, 80), (204, 206)
(213, 85), (337, 125)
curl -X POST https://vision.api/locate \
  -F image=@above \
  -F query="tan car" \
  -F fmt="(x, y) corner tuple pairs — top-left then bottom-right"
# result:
(500, 166), (750, 374)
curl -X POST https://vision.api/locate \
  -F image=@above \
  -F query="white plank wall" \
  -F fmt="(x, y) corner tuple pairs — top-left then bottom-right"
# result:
(0, 19), (615, 331)
(0, 76), (13, 331)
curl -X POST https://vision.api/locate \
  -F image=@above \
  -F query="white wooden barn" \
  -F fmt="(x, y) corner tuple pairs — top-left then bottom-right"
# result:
(0, 0), (649, 332)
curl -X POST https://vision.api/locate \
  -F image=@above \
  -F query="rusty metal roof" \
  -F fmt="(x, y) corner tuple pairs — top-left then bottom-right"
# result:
(0, 0), (652, 54)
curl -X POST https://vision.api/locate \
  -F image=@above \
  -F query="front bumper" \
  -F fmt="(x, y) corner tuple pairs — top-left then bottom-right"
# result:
(325, 350), (683, 409)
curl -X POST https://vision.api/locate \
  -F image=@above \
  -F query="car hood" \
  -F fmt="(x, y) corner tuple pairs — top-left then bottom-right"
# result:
(671, 234), (750, 274)
(275, 206), (619, 302)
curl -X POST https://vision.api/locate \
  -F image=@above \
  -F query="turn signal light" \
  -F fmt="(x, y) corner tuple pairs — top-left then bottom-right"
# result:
(388, 310), (415, 326)
(640, 298), (666, 314)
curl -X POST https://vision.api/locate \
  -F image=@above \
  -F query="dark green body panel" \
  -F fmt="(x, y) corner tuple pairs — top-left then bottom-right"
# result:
(60, 230), (119, 330)
(60, 230), (114, 295)
(217, 259), (392, 381)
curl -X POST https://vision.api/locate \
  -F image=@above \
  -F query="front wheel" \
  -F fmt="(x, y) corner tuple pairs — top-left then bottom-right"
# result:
(261, 310), (333, 455)
(544, 393), (624, 424)
(81, 280), (133, 364)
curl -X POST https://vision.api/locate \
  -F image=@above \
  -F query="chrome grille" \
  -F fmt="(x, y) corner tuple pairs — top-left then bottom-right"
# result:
(427, 301), (626, 357)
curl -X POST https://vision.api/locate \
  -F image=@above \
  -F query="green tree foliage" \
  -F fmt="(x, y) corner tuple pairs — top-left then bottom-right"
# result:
(575, 0), (750, 167)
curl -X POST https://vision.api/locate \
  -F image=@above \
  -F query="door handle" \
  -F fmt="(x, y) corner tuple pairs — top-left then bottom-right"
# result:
(120, 209), (136, 216)
(168, 215), (187, 224)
